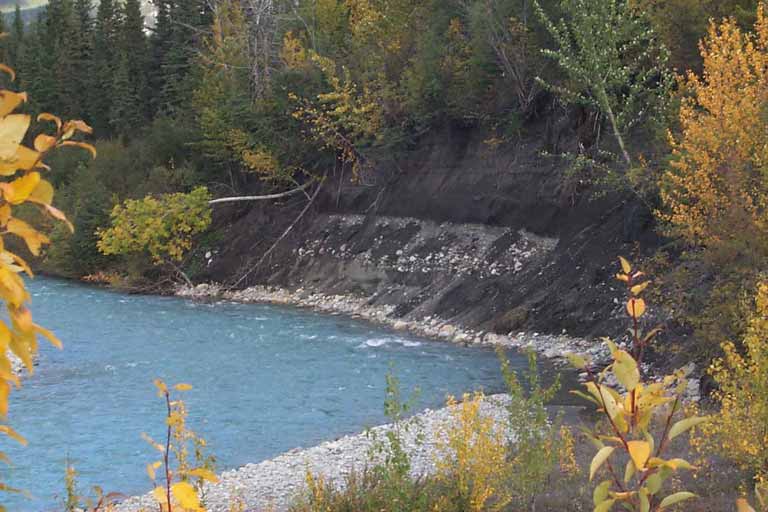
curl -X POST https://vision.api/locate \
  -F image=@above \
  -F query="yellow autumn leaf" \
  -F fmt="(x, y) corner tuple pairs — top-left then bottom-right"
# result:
(174, 383), (193, 391)
(0, 146), (41, 176)
(0, 114), (30, 159)
(630, 281), (650, 296)
(154, 379), (170, 397)
(1, 172), (41, 205)
(42, 204), (74, 233)
(0, 91), (26, 117)
(171, 481), (204, 511)
(33, 134), (57, 153)
(0, 425), (27, 446)
(146, 461), (162, 481)
(668, 416), (709, 440)
(34, 324), (62, 349)
(619, 256), (632, 273)
(37, 113), (61, 131)
(0, 64), (16, 82)
(627, 440), (651, 470)
(6, 218), (50, 255)
(626, 297), (646, 318)
(0, 381), (8, 417)
(658, 491), (696, 509)
(61, 120), (93, 137)
(152, 486), (168, 507)
(10, 306), (32, 334)
(27, 179), (54, 206)
(187, 467), (218, 483)
(60, 140), (97, 158)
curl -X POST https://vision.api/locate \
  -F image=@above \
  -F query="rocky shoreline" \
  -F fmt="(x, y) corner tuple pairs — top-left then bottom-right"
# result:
(176, 281), (702, 402)
(176, 282), (609, 366)
(115, 394), (512, 512)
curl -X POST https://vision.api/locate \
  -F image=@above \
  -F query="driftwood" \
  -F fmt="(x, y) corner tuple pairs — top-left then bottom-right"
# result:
(208, 181), (313, 205)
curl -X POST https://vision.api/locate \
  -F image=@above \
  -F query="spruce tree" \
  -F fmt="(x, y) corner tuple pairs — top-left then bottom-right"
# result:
(70, 0), (94, 120)
(91, 0), (121, 135)
(148, 0), (174, 116)
(47, 0), (79, 117)
(8, 4), (23, 72)
(111, 0), (148, 131)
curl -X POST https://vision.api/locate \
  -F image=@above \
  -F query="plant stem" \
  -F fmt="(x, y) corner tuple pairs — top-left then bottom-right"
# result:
(164, 391), (173, 512)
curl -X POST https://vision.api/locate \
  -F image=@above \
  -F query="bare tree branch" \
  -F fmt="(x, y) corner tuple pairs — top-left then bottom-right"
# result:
(208, 181), (313, 204)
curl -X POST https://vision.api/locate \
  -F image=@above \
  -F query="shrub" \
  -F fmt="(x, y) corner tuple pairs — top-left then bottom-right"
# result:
(433, 392), (512, 512)
(500, 349), (578, 508)
(0, 57), (95, 497)
(143, 379), (218, 512)
(657, 1), (768, 358)
(690, 282), (768, 485)
(96, 186), (212, 285)
(568, 257), (707, 511)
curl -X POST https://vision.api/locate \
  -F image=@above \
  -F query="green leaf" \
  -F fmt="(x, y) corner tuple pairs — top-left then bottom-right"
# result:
(668, 416), (709, 440)
(659, 491), (696, 509)
(639, 490), (650, 512)
(567, 352), (588, 369)
(572, 389), (600, 405)
(613, 350), (640, 391)
(590, 446), (615, 481)
(645, 473), (662, 495)
(594, 479), (612, 506)
(595, 498), (616, 512)
(623, 459), (635, 484)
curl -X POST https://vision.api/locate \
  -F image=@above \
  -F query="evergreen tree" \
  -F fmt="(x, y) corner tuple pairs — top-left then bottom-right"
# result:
(148, 0), (173, 116)
(111, 0), (149, 132)
(0, 12), (8, 66)
(91, 0), (122, 135)
(152, 0), (211, 115)
(47, 0), (80, 117)
(8, 4), (23, 72)
(70, 0), (94, 120)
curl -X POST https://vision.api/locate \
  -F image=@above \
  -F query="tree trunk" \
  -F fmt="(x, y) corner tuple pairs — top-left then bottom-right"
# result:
(244, 0), (277, 100)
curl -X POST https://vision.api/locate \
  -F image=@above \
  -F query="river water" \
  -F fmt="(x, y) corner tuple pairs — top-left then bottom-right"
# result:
(0, 278), (544, 510)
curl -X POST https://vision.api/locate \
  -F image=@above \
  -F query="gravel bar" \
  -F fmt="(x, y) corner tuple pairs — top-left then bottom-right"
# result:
(115, 394), (511, 512)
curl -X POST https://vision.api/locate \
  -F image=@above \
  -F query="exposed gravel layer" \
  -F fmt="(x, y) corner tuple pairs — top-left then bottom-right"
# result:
(116, 394), (512, 512)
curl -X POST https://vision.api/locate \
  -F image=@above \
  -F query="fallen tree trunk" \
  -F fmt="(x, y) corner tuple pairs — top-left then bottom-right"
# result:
(208, 181), (312, 205)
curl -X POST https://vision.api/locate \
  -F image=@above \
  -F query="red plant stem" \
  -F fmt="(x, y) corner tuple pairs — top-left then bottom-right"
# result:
(164, 391), (173, 512)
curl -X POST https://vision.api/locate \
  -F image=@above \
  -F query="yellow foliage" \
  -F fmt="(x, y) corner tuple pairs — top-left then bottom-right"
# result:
(146, 379), (217, 512)
(690, 282), (768, 483)
(289, 49), (383, 180)
(281, 31), (309, 69)
(97, 187), (212, 269)
(0, 57), (94, 496)
(433, 392), (512, 512)
(569, 258), (706, 512)
(660, 3), (768, 249)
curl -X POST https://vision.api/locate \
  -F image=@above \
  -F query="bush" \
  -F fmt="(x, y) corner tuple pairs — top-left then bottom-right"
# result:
(433, 392), (512, 512)
(658, 1), (768, 357)
(690, 282), (768, 484)
(567, 257), (707, 512)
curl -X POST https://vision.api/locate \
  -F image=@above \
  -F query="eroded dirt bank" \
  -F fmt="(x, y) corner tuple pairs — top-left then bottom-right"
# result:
(197, 124), (659, 347)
